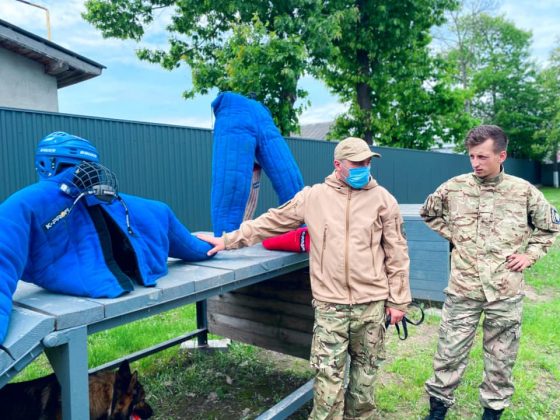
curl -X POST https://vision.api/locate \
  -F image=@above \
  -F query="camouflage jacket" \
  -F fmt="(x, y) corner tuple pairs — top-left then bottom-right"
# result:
(420, 170), (560, 301)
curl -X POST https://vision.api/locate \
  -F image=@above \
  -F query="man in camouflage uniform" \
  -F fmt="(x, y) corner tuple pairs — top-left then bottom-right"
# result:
(421, 125), (560, 420)
(199, 137), (411, 419)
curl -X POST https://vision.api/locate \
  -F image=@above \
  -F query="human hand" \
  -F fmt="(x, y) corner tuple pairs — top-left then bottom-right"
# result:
(506, 254), (532, 272)
(385, 307), (405, 325)
(196, 233), (225, 256)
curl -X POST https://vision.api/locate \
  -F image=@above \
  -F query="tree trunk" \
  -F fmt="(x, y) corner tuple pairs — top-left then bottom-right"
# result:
(356, 49), (373, 144)
(279, 86), (297, 136)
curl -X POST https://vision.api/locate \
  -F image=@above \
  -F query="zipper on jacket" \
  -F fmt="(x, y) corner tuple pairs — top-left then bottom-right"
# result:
(320, 225), (328, 274)
(370, 227), (376, 278)
(345, 189), (352, 303)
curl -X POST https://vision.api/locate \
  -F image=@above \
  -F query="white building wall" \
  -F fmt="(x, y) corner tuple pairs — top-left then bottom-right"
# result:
(0, 48), (58, 112)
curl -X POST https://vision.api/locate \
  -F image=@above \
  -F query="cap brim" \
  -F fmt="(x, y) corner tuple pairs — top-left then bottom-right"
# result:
(347, 150), (381, 162)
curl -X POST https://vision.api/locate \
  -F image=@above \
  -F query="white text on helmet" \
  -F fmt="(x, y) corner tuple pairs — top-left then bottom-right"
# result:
(79, 151), (98, 158)
(39, 148), (57, 153)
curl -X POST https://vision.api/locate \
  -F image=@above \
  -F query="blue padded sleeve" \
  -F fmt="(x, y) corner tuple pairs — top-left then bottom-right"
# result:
(166, 205), (215, 261)
(211, 93), (258, 236)
(0, 189), (34, 344)
(211, 92), (304, 236)
(255, 110), (304, 205)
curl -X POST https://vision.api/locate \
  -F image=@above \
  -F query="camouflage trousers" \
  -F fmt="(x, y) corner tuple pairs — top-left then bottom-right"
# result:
(425, 293), (523, 411)
(309, 299), (386, 420)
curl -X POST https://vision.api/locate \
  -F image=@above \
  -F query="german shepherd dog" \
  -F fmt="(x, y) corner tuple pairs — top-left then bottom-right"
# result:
(0, 360), (153, 419)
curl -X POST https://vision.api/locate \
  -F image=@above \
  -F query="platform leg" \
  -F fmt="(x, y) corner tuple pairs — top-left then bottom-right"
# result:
(45, 326), (89, 420)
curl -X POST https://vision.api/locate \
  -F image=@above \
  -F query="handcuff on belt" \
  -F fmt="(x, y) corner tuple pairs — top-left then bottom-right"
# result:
(385, 302), (425, 340)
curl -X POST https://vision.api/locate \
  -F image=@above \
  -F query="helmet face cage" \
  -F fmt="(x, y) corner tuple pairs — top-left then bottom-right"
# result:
(68, 161), (119, 203)
(54, 162), (135, 235)
(35, 132), (99, 179)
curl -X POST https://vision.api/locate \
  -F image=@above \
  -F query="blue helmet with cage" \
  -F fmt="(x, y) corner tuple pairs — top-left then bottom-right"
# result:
(35, 132), (100, 179)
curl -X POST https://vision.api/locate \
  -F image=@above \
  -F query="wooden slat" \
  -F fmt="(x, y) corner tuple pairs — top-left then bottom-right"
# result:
(192, 244), (308, 281)
(0, 306), (54, 374)
(208, 296), (313, 334)
(158, 262), (233, 301)
(212, 292), (313, 319)
(0, 350), (14, 375)
(13, 283), (104, 330)
(209, 313), (312, 359)
(87, 286), (162, 319)
(208, 270), (314, 358)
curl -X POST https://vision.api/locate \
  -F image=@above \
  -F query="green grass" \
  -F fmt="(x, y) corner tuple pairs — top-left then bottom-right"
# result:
(17, 304), (200, 380)
(372, 187), (560, 419)
(12, 188), (560, 419)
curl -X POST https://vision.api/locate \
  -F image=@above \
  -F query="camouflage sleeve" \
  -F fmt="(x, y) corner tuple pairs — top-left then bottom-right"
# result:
(525, 186), (560, 263)
(419, 183), (452, 241)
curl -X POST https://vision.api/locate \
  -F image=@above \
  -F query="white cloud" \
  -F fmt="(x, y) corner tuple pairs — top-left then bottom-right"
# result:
(299, 101), (348, 125)
(499, 1), (560, 63)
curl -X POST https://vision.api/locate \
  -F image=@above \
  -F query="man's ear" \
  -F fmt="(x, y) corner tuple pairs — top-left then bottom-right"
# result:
(499, 150), (507, 163)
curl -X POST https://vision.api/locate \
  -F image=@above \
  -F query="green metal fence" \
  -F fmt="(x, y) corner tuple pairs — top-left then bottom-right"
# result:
(0, 107), (541, 231)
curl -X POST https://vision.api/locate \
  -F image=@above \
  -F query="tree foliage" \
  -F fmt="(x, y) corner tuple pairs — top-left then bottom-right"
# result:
(439, 8), (542, 158)
(84, 0), (464, 146)
(316, 0), (463, 148)
(83, 0), (332, 134)
(83, 0), (559, 159)
(534, 45), (560, 165)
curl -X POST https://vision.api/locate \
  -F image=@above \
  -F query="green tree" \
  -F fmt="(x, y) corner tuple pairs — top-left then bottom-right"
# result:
(439, 10), (541, 158)
(535, 45), (560, 183)
(317, 0), (460, 147)
(83, 0), (331, 135)
(84, 1), (466, 146)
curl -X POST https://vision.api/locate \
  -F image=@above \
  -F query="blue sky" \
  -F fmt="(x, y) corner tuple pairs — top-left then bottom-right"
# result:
(1, 0), (559, 129)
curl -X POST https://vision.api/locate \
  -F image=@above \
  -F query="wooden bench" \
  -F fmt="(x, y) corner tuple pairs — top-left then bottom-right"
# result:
(0, 206), (450, 419)
(0, 244), (308, 419)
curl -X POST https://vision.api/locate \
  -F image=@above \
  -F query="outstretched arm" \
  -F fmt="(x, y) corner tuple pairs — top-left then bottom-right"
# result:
(196, 233), (225, 256)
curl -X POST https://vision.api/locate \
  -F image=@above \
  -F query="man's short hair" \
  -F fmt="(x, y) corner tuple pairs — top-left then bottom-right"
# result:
(464, 125), (508, 153)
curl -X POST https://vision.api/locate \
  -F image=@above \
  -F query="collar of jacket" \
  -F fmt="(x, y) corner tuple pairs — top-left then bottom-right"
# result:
(324, 171), (379, 193)
(471, 166), (505, 186)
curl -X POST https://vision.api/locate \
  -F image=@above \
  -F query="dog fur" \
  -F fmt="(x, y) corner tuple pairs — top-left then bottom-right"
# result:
(0, 360), (153, 420)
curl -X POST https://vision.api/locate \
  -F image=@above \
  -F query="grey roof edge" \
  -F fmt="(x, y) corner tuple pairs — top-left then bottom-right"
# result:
(0, 18), (105, 88)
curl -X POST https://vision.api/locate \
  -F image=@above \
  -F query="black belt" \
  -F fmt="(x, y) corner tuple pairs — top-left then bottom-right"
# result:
(385, 302), (425, 340)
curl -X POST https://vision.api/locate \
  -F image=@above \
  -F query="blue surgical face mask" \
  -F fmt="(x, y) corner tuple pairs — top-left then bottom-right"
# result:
(343, 164), (370, 189)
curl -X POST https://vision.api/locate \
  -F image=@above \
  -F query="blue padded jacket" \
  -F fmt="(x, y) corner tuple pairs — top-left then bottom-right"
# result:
(211, 92), (304, 236)
(0, 171), (213, 344)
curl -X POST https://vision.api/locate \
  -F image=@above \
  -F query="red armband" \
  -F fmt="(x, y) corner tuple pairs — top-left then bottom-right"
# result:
(263, 227), (310, 253)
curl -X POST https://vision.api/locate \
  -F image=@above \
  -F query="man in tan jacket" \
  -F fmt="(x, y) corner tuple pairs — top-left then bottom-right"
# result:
(198, 136), (411, 419)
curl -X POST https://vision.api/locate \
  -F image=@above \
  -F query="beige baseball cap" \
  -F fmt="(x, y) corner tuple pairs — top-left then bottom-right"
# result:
(334, 137), (381, 162)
